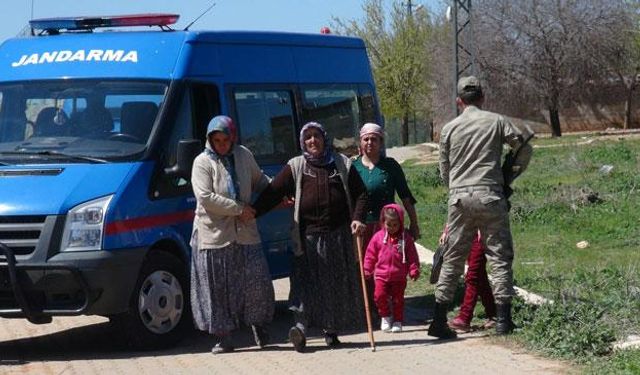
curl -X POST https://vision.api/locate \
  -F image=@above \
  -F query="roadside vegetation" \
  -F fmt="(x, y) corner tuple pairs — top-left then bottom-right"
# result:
(403, 136), (640, 373)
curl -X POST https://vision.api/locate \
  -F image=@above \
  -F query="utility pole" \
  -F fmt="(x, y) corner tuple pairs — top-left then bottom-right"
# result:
(405, 0), (423, 17)
(452, 0), (474, 114)
(403, 0), (423, 143)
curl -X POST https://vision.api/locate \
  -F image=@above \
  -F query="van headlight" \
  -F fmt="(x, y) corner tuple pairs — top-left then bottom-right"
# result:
(60, 195), (113, 252)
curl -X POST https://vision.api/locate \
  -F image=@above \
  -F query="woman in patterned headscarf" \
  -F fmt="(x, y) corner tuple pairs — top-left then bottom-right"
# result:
(190, 115), (275, 354)
(253, 122), (368, 353)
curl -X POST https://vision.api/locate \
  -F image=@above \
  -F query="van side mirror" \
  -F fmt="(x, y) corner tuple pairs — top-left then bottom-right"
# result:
(164, 139), (202, 178)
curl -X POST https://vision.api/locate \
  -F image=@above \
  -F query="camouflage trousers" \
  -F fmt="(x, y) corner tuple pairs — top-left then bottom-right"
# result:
(435, 185), (515, 305)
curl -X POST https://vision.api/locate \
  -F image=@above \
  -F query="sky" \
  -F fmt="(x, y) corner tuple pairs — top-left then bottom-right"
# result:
(1, 0), (443, 43)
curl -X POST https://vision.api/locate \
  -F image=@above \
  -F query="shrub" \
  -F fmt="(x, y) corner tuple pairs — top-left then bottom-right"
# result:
(516, 299), (615, 359)
(514, 267), (640, 362)
(415, 166), (443, 188)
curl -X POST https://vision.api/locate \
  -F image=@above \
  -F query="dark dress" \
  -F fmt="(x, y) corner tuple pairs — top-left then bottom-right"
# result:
(254, 159), (367, 332)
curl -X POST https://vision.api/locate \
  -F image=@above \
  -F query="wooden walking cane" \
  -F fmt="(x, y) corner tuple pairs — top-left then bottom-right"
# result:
(355, 234), (376, 352)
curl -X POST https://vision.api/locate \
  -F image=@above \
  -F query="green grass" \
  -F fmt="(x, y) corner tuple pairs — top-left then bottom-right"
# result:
(586, 349), (640, 374)
(402, 136), (640, 372)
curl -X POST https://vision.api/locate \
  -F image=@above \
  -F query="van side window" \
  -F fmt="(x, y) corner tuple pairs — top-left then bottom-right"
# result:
(166, 93), (193, 168)
(152, 83), (219, 199)
(233, 89), (297, 164)
(171, 82), (219, 162)
(190, 84), (219, 142)
(301, 86), (360, 156)
(358, 84), (379, 125)
(151, 89), (194, 198)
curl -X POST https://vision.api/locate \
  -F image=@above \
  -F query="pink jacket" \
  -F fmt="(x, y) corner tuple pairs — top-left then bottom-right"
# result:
(364, 203), (420, 282)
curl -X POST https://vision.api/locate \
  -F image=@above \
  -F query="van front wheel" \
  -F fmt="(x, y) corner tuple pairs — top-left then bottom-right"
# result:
(111, 250), (190, 349)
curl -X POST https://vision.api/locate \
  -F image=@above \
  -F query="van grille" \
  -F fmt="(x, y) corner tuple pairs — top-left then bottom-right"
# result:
(0, 216), (46, 257)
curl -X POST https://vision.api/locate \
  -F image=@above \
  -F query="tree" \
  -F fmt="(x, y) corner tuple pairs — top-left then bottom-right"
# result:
(426, 13), (455, 132)
(473, 0), (624, 137)
(591, 1), (640, 129)
(333, 0), (432, 145)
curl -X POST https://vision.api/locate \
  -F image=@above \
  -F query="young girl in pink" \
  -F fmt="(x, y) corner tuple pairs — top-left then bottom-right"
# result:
(364, 203), (420, 332)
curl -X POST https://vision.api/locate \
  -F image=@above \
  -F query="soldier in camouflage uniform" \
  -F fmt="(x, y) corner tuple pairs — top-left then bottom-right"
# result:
(430, 76), (533, 339)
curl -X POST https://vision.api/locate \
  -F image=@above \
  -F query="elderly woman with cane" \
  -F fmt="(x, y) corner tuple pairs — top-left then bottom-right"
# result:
(253, 121), (371, 352)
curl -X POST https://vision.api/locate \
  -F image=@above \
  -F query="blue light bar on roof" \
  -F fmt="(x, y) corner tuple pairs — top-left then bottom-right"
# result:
(29, 13), (179, 31)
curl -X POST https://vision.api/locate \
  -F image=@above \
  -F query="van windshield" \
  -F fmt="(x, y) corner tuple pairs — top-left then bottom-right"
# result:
(0, 80), (167, 163)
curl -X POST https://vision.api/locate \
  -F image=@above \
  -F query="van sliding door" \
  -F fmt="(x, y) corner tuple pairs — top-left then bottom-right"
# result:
(230, 87), (297, 278)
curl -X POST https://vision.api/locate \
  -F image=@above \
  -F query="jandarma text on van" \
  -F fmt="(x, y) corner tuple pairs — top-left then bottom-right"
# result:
(11, 49), (138, 67)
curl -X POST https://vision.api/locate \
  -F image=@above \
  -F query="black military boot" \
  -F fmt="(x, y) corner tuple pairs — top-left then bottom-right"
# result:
(495, 303), (515, 335)
(427, 302), (457, 339)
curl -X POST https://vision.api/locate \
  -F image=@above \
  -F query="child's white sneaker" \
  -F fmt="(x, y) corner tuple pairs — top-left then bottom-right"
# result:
(391, 322), (402, 333)
(380, 316), (392, 332)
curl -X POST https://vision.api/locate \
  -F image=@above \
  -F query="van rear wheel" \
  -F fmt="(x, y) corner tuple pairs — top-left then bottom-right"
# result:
(111, 250), (190, 349)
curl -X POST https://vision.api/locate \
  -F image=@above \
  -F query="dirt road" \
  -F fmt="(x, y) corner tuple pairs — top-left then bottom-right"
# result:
(0, 277), (569, 375)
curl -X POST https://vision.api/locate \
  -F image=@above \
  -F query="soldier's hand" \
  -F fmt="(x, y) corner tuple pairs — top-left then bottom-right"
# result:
(439, 230), (447, 245)
(409, 222), (421, 239)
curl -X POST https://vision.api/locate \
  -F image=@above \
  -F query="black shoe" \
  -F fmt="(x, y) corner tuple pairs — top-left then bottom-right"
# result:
(324, 332), (341, 347)
(288, 326), (306, 353)
(211, 336), (234, 354)
(428, 321), (458, 339)
(496, 303), (516, 335)
(427, 302), (457, 339)
(252, 325), (270, 348)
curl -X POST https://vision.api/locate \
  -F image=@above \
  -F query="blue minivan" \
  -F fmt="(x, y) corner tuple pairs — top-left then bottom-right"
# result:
(0, 14), (381, 348)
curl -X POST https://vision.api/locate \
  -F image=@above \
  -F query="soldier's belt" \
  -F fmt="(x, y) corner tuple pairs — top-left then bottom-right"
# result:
(449, 185), (503, 194)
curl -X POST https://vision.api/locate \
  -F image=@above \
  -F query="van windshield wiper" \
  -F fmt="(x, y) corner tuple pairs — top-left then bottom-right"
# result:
(0, 150), (108, 164)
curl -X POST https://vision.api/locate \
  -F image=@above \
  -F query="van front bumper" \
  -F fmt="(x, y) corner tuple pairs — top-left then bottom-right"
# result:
(0, 243), (146, 322)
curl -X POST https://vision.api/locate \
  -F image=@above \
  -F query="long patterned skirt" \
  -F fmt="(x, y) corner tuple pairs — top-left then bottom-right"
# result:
(291, 224), (366, 332)
(190, 242), (275, 335)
